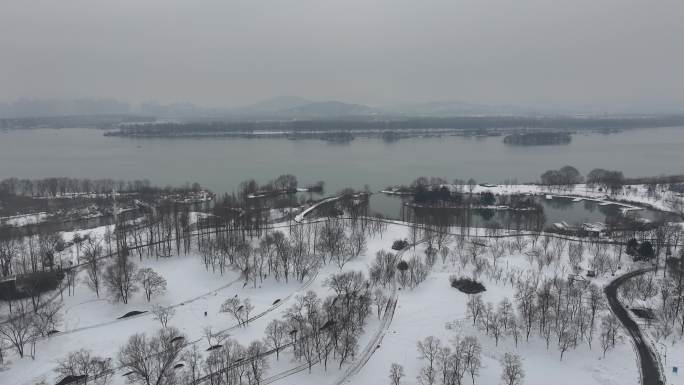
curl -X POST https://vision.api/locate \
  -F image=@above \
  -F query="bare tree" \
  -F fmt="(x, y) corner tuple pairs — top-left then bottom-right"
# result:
(500, 353), (524, 385)
(489, 240), (506, 268)
(0, 306), (37, 358)
(136, 268), (167, 302)
(34, 299), (63, 336)
(220, 297), (254, 327)
(372, 288), (389, 319)
(83, 236), (104, 297)
(417, 336), (441, 385)
(408, 255), (430, 288)
(179, 345), (202, 385)
(467, 295), (485, 326)
(242, 298), (255, 325)
(0, 235), (21, 277)
(103, 253), (138, 304)
(389, 363), (405, 385)
(246, 340), (269, 385)
(568, 241), (584, 272)
(118, 327), (185, 385)
(55, 349), (113, 385)
(264, 319), (288, 360)
(221, 297), (245, 326)
(600, 314), (621, 357)
(349, 230), (367, 257)
(151, 305), (175, 329)
(467, 178), (477, 197)
(558, 326), (578, 361)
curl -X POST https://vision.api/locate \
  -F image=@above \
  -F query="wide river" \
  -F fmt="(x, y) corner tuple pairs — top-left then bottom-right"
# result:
(1, 126), (683, 196)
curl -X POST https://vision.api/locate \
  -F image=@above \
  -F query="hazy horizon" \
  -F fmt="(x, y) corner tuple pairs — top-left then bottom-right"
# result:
(1, 0), (684, 113)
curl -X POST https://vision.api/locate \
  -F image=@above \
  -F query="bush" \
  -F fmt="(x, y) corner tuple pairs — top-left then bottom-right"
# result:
(392, 239), (409, 250)
(450, 276), (486, 294)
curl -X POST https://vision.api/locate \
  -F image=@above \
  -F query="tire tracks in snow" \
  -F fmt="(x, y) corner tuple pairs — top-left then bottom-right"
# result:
(330, 297), (398, 385)
(20, 268), (321, 385)
(328, 241), (418, 385)
(214, 268), (320, 336)
(41, 274), (244, 339)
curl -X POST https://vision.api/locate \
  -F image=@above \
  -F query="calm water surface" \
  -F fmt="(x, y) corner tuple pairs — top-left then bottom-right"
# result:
(1, 127), (683, 196)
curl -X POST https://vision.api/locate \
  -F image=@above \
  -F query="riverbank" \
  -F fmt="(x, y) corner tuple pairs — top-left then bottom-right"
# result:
(382, 183), (683, 216)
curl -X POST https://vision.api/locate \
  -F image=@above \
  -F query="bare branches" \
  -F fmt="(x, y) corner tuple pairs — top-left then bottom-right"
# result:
(136, 268), (167, 302)
(117, 327), (185, 385)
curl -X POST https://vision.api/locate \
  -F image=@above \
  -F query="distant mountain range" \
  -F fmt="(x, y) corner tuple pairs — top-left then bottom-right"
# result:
(382, 101), (545, 116)
(232, 95), (313, 114)
(1, 96), (682, 120)
(228, 97), (535, 118)
(0, 97), (381, 119)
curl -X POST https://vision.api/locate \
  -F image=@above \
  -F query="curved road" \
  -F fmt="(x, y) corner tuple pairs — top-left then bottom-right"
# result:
(604, 267), (663, 385)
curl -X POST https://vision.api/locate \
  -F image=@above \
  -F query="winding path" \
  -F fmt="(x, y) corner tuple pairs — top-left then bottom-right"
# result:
(604, 266), (663, 385)
(330, 297), (398, 385)
(329, 241), (418, 385)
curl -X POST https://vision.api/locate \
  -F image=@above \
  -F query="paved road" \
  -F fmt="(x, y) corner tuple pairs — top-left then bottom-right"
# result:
(604, 267), (663, 385)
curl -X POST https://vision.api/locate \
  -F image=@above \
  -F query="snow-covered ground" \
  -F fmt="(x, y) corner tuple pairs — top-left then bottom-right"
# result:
(0, 212), (49, 227)
(1, 219), (677, 385)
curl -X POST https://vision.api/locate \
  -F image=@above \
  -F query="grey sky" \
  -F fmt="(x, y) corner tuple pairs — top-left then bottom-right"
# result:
(1, 0), (683, 110)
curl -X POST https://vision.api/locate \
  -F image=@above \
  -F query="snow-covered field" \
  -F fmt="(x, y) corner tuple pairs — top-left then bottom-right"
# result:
(1, 217), (680, 385)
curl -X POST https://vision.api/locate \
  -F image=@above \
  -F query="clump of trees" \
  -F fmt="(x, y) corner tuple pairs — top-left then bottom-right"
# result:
(0, 177), (205, 198)
(504, 131), (571, 146)
(0, 177), (154, 197)
(118, 327), (186, 385)
(0, 297), (63, 359)
(196, 217), (381, 287)
(103, 251), (139, 304)
(100, 247), (167, 304)
(55, 349), (113, 385)
(586, 169), (625, 195)
(625, 238), (655, 261)
(540, 166), (583, 190)
(239, 174), (298, 199)
(415, 335), (483, 385)
(463, 276), (617, 360)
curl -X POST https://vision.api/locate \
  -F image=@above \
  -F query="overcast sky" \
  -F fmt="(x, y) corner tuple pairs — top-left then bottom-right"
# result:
(1, 0), (683, 110)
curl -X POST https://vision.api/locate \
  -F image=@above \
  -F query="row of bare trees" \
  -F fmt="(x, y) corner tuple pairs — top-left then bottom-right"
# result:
(195, 217), (385, 288)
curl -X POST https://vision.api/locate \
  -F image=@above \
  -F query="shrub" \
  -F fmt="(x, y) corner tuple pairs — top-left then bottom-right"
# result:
(449, 276), (486, 294)
(392, 239), (409, 250)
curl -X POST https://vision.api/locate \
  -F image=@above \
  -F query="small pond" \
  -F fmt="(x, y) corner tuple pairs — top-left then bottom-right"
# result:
(367, 194), (674, 229)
